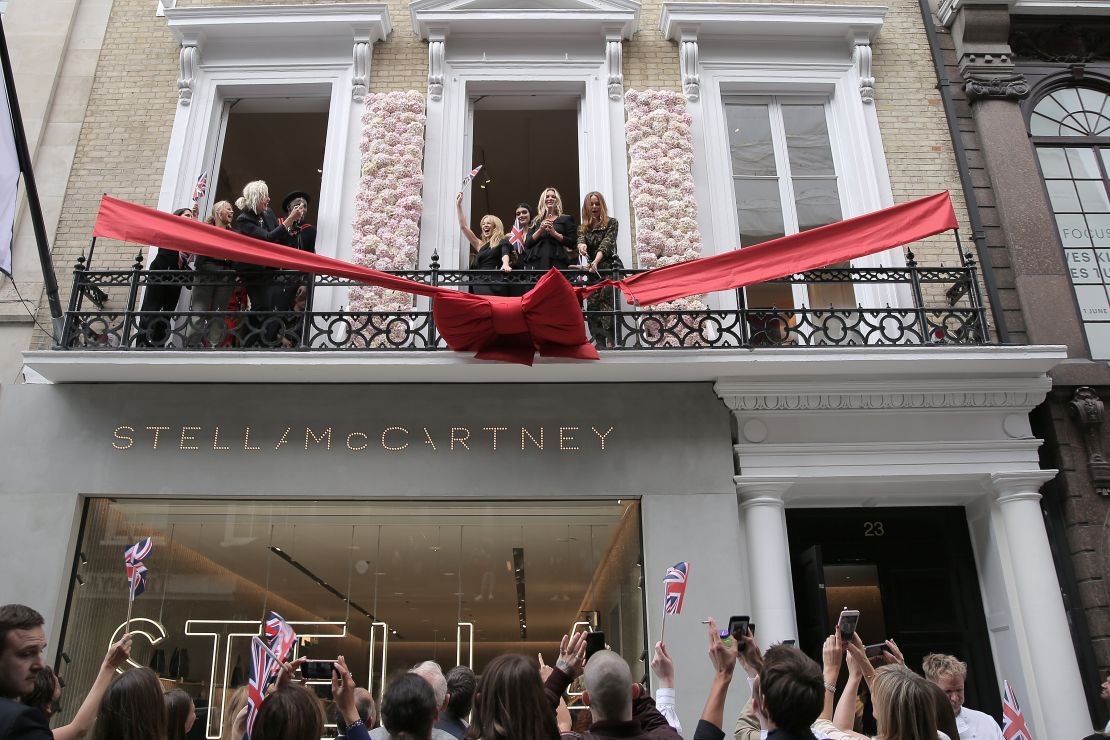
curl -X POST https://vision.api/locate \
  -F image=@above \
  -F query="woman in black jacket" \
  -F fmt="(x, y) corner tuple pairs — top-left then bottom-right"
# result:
(137, 206), (195, 347)
(231, 180), (303, 345)
(522, 187), (576, 272)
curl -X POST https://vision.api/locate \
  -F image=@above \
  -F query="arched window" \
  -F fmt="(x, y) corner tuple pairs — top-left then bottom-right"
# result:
(1032, 85), (1110, 357)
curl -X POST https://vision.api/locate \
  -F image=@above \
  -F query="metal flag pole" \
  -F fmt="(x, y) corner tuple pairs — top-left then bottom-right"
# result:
(0, 16), (64, 334)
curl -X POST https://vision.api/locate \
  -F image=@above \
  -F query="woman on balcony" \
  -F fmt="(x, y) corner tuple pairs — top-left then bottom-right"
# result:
(575, 191), (622, 348)
(137, 206), (195, 347)
(186, 200), (236, 347)
(456, 192), (511, 296)
(522, 187), (575, 272)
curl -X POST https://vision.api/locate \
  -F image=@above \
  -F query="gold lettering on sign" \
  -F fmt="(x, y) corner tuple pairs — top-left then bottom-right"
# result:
(213, 427), (230, 451)
(591, 426), (614, 450)
(347, 432), (369, 451)
(146, 426), (170, 449)
(423, 427), (437, 451)
(275, 427), (291, 450)
(113, 426), (135, 450)
(483, 427), (507, 451)
(381, 427), (408, 451)
(243, 426), (261, 451)
(559, 427), (579, 451)
(305, 427), (332, 450)
(179, 426), (201, 451)
(522, 427), (544, 451)
(450, 427), (471, 451)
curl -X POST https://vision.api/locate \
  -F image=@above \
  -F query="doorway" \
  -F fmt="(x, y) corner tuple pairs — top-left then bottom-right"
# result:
(787, 507), (1003, 729)
(469, 95), (580, 257)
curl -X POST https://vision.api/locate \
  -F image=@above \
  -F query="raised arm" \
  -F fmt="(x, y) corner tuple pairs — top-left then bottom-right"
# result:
(455, 192), (481, 248)
(819, 633), (843, 722)
(53, 634), (133, 740)
(694, 618), (739, 740)
(833, 638), (863, 731)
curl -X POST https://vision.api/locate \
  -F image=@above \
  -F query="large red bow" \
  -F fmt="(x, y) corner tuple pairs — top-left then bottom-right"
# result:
(92, 193), (958, 365)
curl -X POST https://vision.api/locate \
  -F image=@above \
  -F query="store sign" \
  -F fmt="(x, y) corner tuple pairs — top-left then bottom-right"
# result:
(110, 424), (616, 453)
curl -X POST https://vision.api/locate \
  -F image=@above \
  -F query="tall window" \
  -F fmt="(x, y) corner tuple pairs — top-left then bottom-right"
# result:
(1032, 86), (1110, 358)
(726, 97), (851, 311)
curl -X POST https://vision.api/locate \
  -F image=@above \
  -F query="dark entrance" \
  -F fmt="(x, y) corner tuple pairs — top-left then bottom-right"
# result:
(787, 507), (1003, 727)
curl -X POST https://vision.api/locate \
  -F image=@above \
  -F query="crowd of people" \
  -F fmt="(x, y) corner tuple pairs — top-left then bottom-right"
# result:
(4, 603), (1106, 740)
(456, 186), (622, 347)
(136, 180), (316, 349)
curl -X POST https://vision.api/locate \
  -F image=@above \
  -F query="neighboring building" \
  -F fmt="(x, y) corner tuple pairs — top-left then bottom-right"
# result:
(0, 0), (1095, 737)
(934, 0), (1110, 728)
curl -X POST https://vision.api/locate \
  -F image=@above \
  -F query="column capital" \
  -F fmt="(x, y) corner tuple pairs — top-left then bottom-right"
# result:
(986, 470), (1057, 503)
(964, 73), (1031, 102)
(735, 476), (794, 506)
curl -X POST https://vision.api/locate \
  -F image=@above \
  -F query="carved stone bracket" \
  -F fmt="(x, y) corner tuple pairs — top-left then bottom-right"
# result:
(352, 40), (370, 102)
(427, 36), (445, 102)
(177, 43), (198, 105)
(606, 38), (624, 102)
(854, 43), (874, 104)
(964, 73), (1030, 103)
(1070, 387), (1110, 497)
(679, 36), (699, 102)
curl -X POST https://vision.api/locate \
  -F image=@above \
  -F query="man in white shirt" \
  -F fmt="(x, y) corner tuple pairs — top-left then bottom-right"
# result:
(922, 654), (1004, 740)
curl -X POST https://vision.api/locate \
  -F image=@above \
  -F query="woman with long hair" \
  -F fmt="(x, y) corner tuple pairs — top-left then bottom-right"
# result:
(251, 656), (369, 740)
(137, 206), (196, 347)
(464, 654), (559, 740)
(90, 667), (167, 740)
(871, 665), (940, 740)
(456, 192), (511, 296)
(575, 191), (623, 347)
(522, 187), (575, 272)
(187, 200), (237, 346)
(164, 688), (196, 740)
(232, 180), (301, 344)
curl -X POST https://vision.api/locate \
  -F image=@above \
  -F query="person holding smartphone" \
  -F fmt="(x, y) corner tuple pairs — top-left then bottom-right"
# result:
(522, 187), (576, 272)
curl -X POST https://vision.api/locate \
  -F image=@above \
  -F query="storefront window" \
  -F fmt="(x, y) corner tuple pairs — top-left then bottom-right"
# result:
(56, 498), (644, 738)
(1031, 86), (1110, 358)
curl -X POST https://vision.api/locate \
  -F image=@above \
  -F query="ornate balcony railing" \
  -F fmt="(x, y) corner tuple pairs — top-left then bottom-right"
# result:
(57, 248), (992, 352)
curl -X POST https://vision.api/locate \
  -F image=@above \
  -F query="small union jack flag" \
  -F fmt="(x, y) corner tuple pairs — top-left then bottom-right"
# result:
(246, 612), (298, 737)
(461, 164), (483, 188)
(1001, 680), (1033, 740)
(509, 222), (526, 252)
(192, 171), (208, 204)
(663, 561), (690, 615)
(124, 537), (152, 601)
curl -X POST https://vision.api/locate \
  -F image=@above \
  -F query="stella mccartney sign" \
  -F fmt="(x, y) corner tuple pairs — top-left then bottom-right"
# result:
(111, 424), (617, 453)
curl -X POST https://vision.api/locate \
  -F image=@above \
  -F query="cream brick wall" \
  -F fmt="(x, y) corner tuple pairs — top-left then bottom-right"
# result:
(35, 0), (992, 343)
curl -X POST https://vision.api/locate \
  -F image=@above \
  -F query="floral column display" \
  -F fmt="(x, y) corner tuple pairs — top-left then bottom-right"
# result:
(624, 89), (707, 345)
(348, 91), (426, 315)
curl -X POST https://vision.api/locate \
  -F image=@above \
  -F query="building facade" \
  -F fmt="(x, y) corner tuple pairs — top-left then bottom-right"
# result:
(0, 0), (1100, 737)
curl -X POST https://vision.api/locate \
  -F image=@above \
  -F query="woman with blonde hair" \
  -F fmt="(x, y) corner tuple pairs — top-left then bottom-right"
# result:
(575, 191), (622, 347)
(522, 186), (575, 272)
(456, 192), (511, 296)
(186, 200), (236, 346)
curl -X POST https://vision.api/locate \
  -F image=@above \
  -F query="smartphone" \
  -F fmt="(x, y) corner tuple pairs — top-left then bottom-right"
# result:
(301, 660), (336, 680)
(585, 631), (606, 661)
(837, 609), (860, 642)
(865, 642), (890, 667)
(782, 639), (796, 646)
(727, 615), (751, 642)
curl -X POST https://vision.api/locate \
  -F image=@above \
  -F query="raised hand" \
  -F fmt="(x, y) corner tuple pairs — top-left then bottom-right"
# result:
(651, 641), (675, 688)
(556, 631), (587, 679)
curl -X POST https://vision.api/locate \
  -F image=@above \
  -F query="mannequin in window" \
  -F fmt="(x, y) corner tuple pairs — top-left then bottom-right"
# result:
(522, 187), (575, 272)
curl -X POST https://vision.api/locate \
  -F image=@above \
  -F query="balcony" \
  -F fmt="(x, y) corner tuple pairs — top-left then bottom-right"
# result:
(56, 251), (990, 352)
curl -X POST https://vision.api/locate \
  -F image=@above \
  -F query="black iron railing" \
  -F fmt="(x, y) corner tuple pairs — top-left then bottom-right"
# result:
(57, 247), (992, 352)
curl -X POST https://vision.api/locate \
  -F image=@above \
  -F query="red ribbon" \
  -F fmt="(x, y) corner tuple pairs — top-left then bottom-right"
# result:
(91, 192), (959, 365)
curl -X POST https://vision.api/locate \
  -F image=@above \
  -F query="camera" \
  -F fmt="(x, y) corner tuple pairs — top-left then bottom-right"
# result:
(585, 631), (606, 662)
(837, 609), (860, 642)
(865, 642), (892, 667)
(300, 660), (336, 680)
(726, 615), (751, 642)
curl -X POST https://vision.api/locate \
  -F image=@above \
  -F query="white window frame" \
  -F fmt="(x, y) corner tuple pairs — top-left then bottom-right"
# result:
(661, 3), (908, 313)
(159, 4), (391, 313)
(411, 0), (639, 273)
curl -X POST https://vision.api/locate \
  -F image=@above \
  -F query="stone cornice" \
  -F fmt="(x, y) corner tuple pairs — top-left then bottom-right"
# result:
(410, 0), (640, 40)
(660, 2), (885, 46)
(165, 3), (392, 46)
(939, 0), (1110, 27)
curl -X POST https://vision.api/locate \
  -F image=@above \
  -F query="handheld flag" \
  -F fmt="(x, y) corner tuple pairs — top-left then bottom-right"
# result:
(246, 612), (298, 737)
(124, 537), (153, 601)
(191, 171), (209, 206)
(1001, 680), (1033, 740)
(663, 561), (689, 615)
(509, 222), (525, 252)
(461, 164), (483, 189)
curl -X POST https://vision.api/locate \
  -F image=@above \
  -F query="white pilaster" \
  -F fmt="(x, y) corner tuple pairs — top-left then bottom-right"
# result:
(987, 471), (1089, 740)
(427, 34), (445, 102)
(679, 34), (699, 102)
(736, 477), (798, 644)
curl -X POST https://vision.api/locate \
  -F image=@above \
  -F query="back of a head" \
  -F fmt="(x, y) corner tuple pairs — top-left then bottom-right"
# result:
(92, 667), (167, 740)
(24, 665), (56, 717)
(921, 653), (967, 683)
(924, 678), (960, 740)
(411, 661), (448, 709)
(222, 685), (250, 740)
(756, 645), (824, 734)
(252, 684), (325, 740)
(583, 651), (633, 722)
(444, 666), (477, 720)
(465, 654), (558, 740)
(337, 688), (379, 735)
(382, 672), (437, 740)
(165, 688), (193, 740)
(872, 665), (939, 740)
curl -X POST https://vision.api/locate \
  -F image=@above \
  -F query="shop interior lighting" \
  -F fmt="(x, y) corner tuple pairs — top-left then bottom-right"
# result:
(513, 547), (526, 639)
(268, 545), (396, 632)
